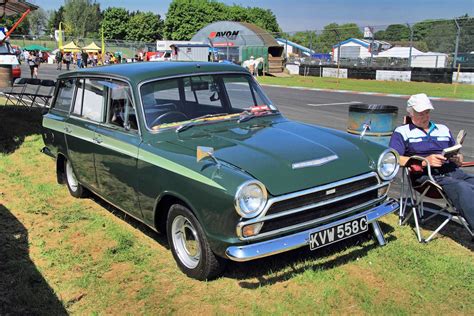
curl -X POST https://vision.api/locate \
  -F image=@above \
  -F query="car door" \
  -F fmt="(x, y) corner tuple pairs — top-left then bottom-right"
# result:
(64, 78), (103, 191)
(93, 80), (142, 219)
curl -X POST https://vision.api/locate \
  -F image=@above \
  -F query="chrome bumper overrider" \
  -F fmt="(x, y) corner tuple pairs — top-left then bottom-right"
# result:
(226, 199), (399, 262)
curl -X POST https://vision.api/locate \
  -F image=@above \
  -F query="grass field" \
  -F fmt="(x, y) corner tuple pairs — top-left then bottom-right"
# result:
(257, 76), (474, 100)
(1, 106), (473, 314)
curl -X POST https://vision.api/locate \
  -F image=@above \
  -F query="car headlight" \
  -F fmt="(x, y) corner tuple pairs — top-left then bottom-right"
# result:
(377, 149), (400, 180)
(234, 180), (267, 218)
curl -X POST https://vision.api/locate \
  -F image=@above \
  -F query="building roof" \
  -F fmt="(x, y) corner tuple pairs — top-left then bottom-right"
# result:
(0, 0), (38, 16)
(171, 43), (210, 48)
(333, 38), (391, 48)
(276, 38), (315, 56)
(58, 61), (247, 84)
(376, 47), (447, 58)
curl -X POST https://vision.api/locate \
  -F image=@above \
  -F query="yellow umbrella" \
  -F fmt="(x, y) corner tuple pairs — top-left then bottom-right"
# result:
(83, 41), (101, 53)
(62, 41), (81, 52)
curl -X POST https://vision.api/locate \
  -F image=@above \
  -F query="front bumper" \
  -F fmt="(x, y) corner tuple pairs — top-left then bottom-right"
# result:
(225, 199), (399, 262)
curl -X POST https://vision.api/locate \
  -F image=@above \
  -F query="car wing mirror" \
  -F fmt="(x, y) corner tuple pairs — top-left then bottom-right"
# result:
(197, 146), (221, 168)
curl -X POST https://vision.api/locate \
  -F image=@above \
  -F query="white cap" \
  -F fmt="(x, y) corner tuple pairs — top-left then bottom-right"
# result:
(407, 93), (434, 112)
(250, 55), (254, 59)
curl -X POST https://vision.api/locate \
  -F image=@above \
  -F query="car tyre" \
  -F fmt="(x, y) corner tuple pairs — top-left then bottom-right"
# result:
(64, 159), (87, 198)
(167, 204), (225, 280)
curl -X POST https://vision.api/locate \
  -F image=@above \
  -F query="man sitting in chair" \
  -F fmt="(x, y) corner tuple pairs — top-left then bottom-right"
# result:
(389, 93), (474, 230)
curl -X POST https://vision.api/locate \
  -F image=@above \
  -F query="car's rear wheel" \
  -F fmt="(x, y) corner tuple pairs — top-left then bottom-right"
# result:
(65, 159), (87, 198)
(167, 204), (225, 280)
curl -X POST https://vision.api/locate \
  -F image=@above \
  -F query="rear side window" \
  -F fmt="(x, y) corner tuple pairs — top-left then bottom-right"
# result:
(54, 79), (76, 112)
(71, 78), (105, 123)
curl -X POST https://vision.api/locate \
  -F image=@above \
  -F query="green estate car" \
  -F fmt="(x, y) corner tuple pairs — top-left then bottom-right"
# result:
(42, 62), (400, 280)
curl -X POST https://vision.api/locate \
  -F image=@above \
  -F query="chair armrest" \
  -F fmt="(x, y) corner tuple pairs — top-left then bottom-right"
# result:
(406, 155), (435, 183)
(461, 161), (474, 168)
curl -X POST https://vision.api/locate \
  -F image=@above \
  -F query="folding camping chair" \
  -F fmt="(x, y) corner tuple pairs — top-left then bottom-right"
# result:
(399, 156), (474, 242)
(32, 79), (56, 107)
(398, 115), (473, 242)
(2, 77), (29, 105)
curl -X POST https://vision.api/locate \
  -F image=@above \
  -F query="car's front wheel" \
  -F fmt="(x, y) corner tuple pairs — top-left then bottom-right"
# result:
(167, 204), (225, 280)
(64, 159), (87, 198)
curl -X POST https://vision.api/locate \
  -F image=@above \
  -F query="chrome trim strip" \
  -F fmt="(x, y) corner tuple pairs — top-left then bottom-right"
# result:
(292, 154), (339, 169)
(238, 195), (387, 241)
(226, 200), (399, 262)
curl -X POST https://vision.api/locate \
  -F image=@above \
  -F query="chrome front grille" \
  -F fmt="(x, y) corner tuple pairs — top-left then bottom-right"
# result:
(238, 172), (388, 241)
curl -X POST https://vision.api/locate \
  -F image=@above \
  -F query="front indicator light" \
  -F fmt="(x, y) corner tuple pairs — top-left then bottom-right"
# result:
(242, 223), (264, 237)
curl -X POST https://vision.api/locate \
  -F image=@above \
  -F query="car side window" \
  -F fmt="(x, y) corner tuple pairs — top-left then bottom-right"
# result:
(54, 79), (76, 112)
(72, 79), (84, 115)
(82, 79), (105, 122)
(71, 78), (105, 123)
(107, 81), (138, 131)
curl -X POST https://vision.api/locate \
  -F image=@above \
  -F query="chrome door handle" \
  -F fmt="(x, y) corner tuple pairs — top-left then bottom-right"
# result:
(64, 126), (72, 133)
(93, 137), (103, 144)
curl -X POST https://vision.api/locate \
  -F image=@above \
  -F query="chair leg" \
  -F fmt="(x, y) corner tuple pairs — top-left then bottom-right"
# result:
(371, 220), (386, 246)
(424, 215), (452, 243)
(412, 206), (423, 243)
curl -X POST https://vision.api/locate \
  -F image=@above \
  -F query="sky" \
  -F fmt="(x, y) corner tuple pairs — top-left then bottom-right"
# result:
(37, 0), (474, 32)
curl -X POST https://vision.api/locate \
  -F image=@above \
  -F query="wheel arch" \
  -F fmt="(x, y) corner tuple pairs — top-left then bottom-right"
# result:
(56, 152), (67, 184)
(153, 192), (198, 234)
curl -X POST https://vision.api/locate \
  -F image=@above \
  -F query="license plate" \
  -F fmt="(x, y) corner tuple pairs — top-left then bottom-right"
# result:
(309, 216), (368, 250)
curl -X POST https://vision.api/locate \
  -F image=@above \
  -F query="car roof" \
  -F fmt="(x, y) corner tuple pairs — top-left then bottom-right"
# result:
(58, 61), (248, 83)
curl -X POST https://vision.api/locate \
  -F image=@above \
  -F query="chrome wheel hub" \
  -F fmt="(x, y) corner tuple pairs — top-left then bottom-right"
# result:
(171, 215), (201, 269)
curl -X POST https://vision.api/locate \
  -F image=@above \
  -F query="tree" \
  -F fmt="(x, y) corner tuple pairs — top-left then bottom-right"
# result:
(287, 31), (317, 50)
(101, 7), (130, 40)
(63, 0), (101, 38)
(164, 0), (225, 40)
(247, 7), (280, 34)
(458, 15), (474, 53)
(383, 24), (410, 41)
(316, 23), (363, 53)
(126, 12), (164, 42)
(27, 8), (48, 35)
(425, 20), (456, 53)
(164, 0), (281, 40)
(3, 15), (30, 35)
(47, 6), (64, 34)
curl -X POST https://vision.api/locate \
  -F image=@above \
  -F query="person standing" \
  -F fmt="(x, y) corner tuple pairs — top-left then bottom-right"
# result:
(64, 52), (72, 70)
(76, 51), (82, 69)
(81, 50), (88, 68)
(27, 52), (36, 78)
(55, 50), (63, 70)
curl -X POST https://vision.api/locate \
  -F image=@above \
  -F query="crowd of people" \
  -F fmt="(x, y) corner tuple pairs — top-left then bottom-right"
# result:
(54, 50), (130, 71)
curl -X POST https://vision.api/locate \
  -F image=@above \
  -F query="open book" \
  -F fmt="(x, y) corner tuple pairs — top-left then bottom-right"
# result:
(442, 144), (462, 159)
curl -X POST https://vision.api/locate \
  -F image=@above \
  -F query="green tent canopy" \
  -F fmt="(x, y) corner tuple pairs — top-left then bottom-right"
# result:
(24, 44), (50, 51)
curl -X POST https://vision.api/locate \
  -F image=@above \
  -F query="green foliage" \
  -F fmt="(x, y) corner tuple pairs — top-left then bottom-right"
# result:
(63, 0), (101, 38)
(287, 31), (317, 51)
(126, 12), (164, 42)
(425, 20), (456, 53)
(246, 7), (281, 33)
(47, 6), (64, 34)
(27, 8), (48, 36)
(3, 14), (30, 35)
(458, 16), (474, 53)
(164, 0), (281, 40)
(381, 24), (410, 41)
(100, 7), (130, 40)
(316, 23), (363, 52)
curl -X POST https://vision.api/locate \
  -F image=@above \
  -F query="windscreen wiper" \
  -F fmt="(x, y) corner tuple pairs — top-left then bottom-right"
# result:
(238, 109), (279, 123)
(176, 113), (231, 133)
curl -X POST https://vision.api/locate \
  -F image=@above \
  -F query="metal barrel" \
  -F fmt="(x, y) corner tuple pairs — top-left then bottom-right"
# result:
(347, 104), (399, 146)
(0, 65), (13, 88)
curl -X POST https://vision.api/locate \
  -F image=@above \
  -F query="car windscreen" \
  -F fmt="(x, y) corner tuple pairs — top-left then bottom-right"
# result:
(140, 73), (276, 130)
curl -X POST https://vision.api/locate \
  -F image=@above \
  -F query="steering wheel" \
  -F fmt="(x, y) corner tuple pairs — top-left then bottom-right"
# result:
(150, 111), (188, 127)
